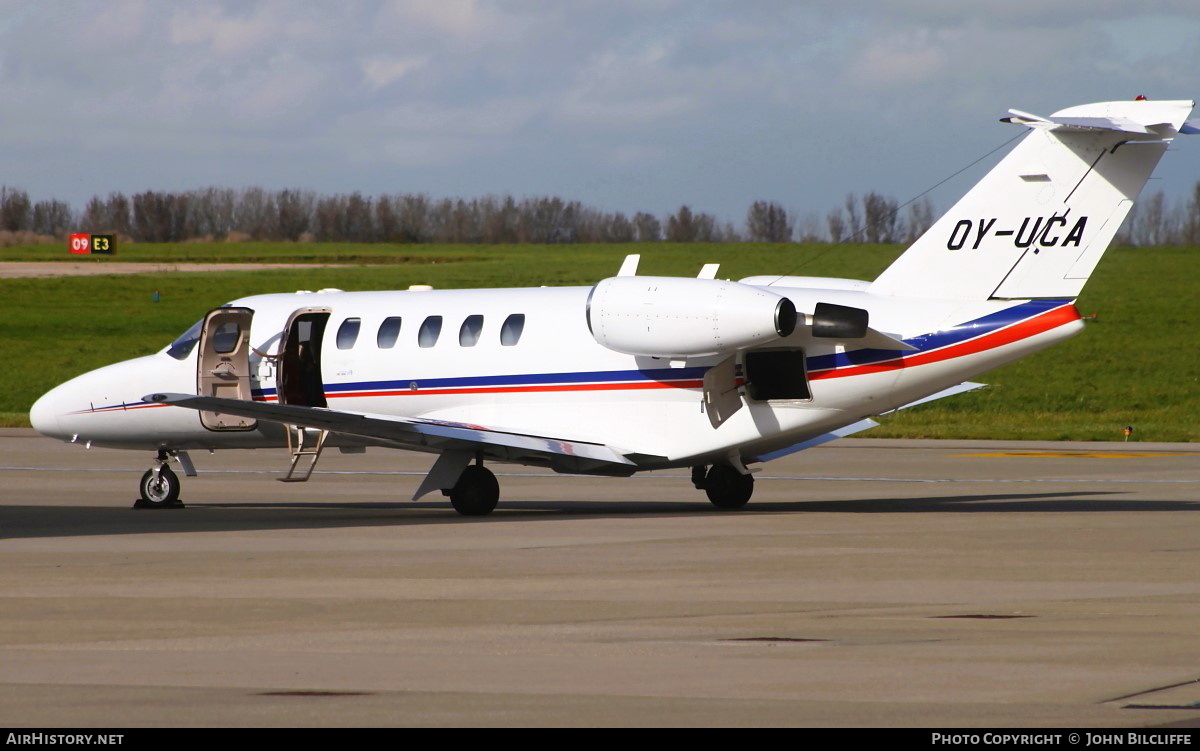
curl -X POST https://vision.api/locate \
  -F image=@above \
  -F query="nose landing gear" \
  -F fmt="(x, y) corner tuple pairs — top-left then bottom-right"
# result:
(135, 449), (187, 509)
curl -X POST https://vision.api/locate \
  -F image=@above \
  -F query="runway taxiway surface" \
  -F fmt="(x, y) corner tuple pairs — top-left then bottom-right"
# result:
(1, 429), (1198, 727)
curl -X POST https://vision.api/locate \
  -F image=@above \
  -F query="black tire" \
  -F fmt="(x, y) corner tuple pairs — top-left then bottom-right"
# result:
(139, 466), (181, 507)
(704, 465), (753, 510)
(448, 465), (500, 516)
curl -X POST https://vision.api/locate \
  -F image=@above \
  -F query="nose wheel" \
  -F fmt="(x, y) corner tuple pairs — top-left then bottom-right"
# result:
(136, 449), (185, 508)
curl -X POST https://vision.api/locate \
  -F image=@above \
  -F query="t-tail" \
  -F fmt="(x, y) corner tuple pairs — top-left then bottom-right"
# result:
(869, 99), (1197, 301)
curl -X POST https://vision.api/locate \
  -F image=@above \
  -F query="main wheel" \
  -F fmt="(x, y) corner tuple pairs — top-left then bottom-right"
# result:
(704, 464), (754, 510)
(139, 466), (181, 507)
(448, 465), (500, 516)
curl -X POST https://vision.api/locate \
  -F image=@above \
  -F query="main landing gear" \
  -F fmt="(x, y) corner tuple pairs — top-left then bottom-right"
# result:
(136, 449), (188, 508)
(692, 463), (754, 510)
(446, 463), (500, 516)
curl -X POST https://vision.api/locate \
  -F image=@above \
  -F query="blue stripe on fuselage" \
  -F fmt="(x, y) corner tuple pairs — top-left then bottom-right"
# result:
(805, 299), (1071, 372)
(249, 300), (1070, 398)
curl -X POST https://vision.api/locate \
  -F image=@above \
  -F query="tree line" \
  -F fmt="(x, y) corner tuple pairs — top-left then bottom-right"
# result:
(1, 183), (1197, 246)
(1114, 183), (1200, 246)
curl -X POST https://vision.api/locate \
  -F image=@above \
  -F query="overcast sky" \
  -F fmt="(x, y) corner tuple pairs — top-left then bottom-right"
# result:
(3, 1), (1198, 225)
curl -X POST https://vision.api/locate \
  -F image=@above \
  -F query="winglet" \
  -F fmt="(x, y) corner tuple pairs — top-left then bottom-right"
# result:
(617, 254), (640, 276)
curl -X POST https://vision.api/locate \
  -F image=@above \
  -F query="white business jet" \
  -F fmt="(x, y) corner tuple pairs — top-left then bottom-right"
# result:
(30, 98), (1196, 515)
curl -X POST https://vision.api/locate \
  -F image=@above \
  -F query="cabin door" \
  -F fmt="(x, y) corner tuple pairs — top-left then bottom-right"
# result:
(196, 306), (257, 431)
(277, 309), (330, 408)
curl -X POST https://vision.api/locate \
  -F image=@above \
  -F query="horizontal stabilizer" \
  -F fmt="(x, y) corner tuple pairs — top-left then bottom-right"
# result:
(750, 382), (984, 463)
(884, 382), (986, 414)
(1003, 109), (1157, 135)
(144, 392), (635, 473)
(751, 419), (879, 463)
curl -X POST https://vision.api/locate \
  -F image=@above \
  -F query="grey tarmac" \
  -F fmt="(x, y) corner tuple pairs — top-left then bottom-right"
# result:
(1, 429), (1198, 727)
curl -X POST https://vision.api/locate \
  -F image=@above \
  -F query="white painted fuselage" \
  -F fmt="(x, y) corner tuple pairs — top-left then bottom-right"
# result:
(29, 281), (1082, 468)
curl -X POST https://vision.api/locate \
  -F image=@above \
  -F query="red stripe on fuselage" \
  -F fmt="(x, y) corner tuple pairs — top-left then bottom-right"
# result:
(809, 303), (1080, 381)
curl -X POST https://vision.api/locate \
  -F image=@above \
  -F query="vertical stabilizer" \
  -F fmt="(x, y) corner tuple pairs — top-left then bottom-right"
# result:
(869, 99), (1195, 300)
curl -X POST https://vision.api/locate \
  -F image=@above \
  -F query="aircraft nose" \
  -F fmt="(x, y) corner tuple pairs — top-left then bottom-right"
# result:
(29, 386), (66, 439)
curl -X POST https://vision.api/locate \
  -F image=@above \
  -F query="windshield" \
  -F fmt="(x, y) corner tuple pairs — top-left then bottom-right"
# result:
(166, 319), (203, 360)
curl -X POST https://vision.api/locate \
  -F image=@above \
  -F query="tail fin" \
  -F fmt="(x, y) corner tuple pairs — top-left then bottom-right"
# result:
(869, 99), (1195, 300)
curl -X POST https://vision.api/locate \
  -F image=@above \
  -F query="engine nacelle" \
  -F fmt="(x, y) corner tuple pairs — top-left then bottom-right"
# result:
(586, 276), (796, 358)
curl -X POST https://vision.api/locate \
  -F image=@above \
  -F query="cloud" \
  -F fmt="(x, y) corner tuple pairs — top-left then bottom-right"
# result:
(844, 28), (949, 88)
(0, 1), (1196, 219)
(379, 0), (490, 38)
(332, 97), (543, 167)
(360, 55), (429, 89)
(168, 4), (281, 56)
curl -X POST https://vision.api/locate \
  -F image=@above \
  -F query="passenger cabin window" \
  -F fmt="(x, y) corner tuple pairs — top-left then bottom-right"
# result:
(336, 318), (361, 350)
(459, 315), (483, 347)
(377, 317), (402, 349)
(418, 316), (443, 348)
(500, 314), (525, 346)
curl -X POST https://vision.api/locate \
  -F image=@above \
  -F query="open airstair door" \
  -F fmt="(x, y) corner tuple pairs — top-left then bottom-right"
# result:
(196, 306), (257, 431)
(277, 308), (330, 408)
(274, 308), (332, 482)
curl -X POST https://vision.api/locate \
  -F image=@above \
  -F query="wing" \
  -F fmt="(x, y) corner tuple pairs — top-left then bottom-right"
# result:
(143, 392), (637, 475)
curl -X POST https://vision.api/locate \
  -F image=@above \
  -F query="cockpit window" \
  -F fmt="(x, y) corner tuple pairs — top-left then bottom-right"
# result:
(166, 319), (203, 360)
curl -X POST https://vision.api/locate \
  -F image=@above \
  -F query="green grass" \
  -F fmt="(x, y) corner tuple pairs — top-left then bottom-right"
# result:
(2, 242), (1196, 441)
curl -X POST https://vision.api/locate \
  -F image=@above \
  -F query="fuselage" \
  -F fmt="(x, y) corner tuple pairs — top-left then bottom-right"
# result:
(29, 277), (1083, 472)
